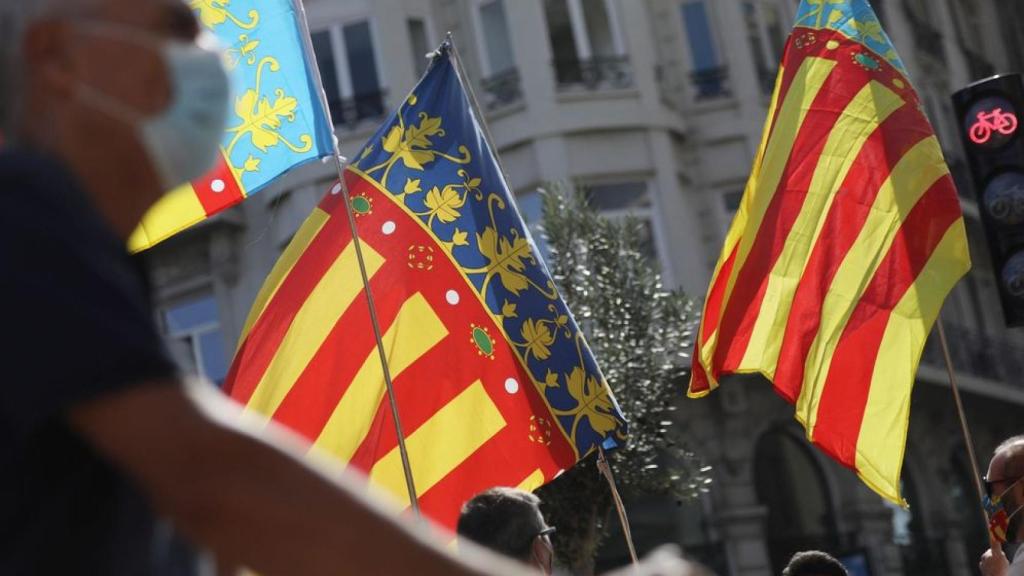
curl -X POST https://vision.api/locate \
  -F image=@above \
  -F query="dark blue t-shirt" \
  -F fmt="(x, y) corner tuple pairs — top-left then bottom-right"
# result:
(0, 149), (189, 574)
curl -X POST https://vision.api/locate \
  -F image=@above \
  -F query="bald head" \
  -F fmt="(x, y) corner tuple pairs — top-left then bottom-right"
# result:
(990, 435), (1024, 479)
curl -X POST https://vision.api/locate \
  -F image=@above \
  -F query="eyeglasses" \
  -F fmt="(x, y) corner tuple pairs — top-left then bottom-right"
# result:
(984, 474), (1024, 499)
(525, 526), (556, 554)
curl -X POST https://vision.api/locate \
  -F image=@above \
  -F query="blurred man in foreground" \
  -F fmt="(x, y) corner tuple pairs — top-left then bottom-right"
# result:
(0, 1), (701, 574)
(980, 436), (1024, 576)
(458, 488), (557, 574)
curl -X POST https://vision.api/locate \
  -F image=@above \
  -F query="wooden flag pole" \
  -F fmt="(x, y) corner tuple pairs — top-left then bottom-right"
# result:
(446, 32), (641, 562)
(935, 315), (989, 535)
(293, 0), (420, 515)
(597, 447), (640, 566)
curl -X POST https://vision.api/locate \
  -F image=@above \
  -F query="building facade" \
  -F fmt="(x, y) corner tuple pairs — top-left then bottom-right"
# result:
(142, 1), (1024, 574)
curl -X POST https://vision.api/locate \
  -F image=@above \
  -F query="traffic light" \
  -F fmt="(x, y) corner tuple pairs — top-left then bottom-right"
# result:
(953, 73), (1024, 328)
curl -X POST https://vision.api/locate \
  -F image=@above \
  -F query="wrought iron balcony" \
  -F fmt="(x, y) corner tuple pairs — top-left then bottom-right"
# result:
(921, 323), (1024, 385)
(690, 66), (731, 100)
(327, 90), (388, 131)
(904, 11), (946, 61)
(963, 48), (996, 81)
(553, 55), (634, 91)
(480, 68), (524, 111)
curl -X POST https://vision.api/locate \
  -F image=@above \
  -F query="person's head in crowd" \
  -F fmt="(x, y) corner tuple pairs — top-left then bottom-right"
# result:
(0, 0), (229, 237)
(987, 435), (1024, 542)
(458, 487), (556, 575)
(782, 550), (849, 576)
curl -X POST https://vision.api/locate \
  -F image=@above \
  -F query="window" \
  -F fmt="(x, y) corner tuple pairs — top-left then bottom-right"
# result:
(311, 20), (385, 129)
(583, 182), (660, 262)
(475, 0), (523, 109)
(742, 0), (790, 95)
(681, 1), (729, 99)
(407, 18), (430, 78)
(478, 0), (516, 75)
(754, 428), (840, 572)
(163, 296), (229, 386)
(544, 0), (630, 89)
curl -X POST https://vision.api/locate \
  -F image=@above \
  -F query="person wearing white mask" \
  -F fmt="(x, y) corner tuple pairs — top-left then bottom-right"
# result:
(0, 2), (704, 575)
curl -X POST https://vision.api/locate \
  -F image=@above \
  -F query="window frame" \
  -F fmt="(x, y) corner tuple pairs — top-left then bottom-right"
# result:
(546, 0), (627, 62)
(311, 16), (387, 107)
(471, 0), (516, 77)
(160, 292), (229, 386)
(406, 13), (437, 78)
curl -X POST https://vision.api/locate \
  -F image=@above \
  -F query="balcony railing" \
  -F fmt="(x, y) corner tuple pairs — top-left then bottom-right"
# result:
(963, 48), (996, 81)
(921, 323), (1024, 385)
(327, 90), (388, 131)
(690, 66), (731, 100)
(553, 55), (634, 91)
(480, 68), (524, 111)
(904, 12), (946, 61)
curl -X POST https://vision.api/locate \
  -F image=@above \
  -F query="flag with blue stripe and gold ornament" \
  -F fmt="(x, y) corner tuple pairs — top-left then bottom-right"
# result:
(130, 0), (334, 251)
(225, 41), (628, 528)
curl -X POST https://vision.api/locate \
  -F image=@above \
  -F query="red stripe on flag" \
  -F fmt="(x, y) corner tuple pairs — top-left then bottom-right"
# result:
(227, 213), (356, 403)
(810, 177), (963, 467)
(689, 243), (740, 395)
(712, 63), (869, 377)
(414, 426), (566, 529)
(268, 258), (410, 441)
(192, 153), (245, 216)
(772, 104), (932, 403)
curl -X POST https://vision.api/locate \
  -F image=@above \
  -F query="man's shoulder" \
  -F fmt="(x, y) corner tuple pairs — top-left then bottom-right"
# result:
(0, 148), (84, 212)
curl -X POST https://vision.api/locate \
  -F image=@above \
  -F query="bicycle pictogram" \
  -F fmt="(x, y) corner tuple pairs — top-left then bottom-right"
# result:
(969, 107), (1019, 145)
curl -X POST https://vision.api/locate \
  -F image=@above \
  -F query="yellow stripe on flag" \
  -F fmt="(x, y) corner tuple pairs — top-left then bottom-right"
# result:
(741, 81), (905, 376)
(245, 241), (385, 417)
(128, 184), (206, 252)
(238, 207), (331, 348)
(314, 292), (449, 463)
(516, 469), (546, 493)
(704, 58), (835, 356)
(796, 136), (949, 431)
(855, 221), (970, 503)
(368, 381), (507, 508)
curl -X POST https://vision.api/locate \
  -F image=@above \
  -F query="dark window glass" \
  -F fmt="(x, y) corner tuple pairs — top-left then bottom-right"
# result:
(343, 21), (384, 119)
(408, 18), (430, 77)
(682, 1), (719, 71)
(311, 30), (342, 123)
(481, 0), (516, 74)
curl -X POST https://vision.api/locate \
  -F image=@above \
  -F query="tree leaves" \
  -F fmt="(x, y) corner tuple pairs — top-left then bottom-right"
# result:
(476, 228), (532, 295)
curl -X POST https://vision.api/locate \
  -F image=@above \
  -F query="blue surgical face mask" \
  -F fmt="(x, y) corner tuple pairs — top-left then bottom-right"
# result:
(73, 22), (230, 191)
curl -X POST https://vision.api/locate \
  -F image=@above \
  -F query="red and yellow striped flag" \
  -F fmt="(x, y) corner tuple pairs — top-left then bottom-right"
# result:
(225, 46), (626, 529)
(689, 0), (971, 505)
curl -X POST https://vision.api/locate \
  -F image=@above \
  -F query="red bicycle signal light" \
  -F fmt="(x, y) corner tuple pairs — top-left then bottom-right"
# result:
(970, 107), (1019, 145)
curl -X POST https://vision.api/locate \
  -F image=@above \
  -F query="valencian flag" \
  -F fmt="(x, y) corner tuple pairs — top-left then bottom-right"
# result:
(128, 0), (334, 251)
(689, 0), (971, 504)
(224, 44), (627, 529)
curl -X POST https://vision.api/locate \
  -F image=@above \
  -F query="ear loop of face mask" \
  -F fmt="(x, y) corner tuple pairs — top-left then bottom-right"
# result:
(70, 21), (218, 124)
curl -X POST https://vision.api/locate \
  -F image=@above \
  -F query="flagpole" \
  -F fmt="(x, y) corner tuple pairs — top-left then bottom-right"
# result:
(446, 32), (641, 562)
(292, 0), (420, 515)
(935, 315), (990, 535)
(597, 447), (640, 566)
